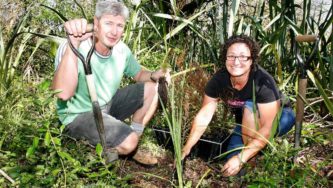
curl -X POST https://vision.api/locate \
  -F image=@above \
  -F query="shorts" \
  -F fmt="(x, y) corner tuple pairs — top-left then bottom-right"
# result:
(64, 83), (144, 147)
(226, 100), (295, 158)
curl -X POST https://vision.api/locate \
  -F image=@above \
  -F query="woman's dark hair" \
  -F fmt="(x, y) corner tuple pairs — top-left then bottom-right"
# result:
(220, 35), (260, 68)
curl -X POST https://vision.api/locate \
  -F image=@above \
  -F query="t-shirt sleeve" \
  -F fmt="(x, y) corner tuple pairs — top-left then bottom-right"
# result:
(256, 74), (280, 103)
(204, 73), (222, 99)
(54, 41), (68, 71)
(124, 51), (141, 77)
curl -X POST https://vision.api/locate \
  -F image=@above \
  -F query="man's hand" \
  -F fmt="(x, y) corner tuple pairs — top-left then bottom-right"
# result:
(221, 155), (244, 177)
(151, 68), (171, 85)
(64, 18), (93, 47)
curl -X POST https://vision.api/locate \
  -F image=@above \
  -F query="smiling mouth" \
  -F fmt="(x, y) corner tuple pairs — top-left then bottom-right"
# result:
(107, 37), (117, 42)
(230, 66), (242, 69)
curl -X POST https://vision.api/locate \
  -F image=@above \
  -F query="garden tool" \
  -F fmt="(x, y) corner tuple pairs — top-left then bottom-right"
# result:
(294, 34), (319, 148)
(66, 23), (118, 163)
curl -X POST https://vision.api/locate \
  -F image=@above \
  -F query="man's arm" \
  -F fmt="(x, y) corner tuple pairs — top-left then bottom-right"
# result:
(52, 19), (92, 100)
(181, 95), (218, 159)
(133, 68), (170, 83)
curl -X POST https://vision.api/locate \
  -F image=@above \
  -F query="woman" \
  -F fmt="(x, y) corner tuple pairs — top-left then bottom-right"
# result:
(181, 35), (295, 176)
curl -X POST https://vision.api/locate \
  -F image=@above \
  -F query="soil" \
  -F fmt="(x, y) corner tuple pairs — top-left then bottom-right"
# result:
(117, 139), (333, 187)
(118, 150), (230, 188)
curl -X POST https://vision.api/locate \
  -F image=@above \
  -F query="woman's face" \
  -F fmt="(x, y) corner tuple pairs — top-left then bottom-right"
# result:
(225, 43), (252, 78)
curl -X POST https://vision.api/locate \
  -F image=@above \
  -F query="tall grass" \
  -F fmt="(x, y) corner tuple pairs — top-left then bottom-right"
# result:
(0, 14), (32, 95)
(161, 78), (186, 187)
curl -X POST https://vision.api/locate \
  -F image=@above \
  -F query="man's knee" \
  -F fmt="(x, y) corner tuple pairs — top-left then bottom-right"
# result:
(144, 82), (158, 99)
(116, 132), (139, 155)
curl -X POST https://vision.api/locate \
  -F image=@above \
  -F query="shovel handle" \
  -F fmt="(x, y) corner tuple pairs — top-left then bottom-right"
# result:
(295, 35), (317, 43)
(296, 79), (307, 122)
(294, 78), (307, 148)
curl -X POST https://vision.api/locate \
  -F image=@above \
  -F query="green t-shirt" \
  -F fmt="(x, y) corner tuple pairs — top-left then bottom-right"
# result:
(54, 39), (141, 125)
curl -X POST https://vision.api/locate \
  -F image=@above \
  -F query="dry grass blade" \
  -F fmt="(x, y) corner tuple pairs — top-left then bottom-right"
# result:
(0, 169), (15, 184)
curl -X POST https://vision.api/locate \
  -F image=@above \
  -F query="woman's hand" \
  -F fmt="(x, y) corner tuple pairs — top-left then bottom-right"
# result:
(221, 155), (244, 177)
(181, 146), (191, 160)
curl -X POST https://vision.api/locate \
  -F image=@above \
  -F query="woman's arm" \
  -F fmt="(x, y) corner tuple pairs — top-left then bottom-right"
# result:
(222, 100), (280, 176)
(181, 95), (219, 159)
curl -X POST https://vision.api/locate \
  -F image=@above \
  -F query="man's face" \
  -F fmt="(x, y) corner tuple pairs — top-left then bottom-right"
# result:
(94, 14), (126, 48)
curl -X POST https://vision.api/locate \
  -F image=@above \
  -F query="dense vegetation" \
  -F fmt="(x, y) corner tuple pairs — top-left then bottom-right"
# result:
(0, 0), (332, 187)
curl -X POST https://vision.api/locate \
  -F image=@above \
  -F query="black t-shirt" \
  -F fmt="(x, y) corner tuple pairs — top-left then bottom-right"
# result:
(205, 64), (282, 123)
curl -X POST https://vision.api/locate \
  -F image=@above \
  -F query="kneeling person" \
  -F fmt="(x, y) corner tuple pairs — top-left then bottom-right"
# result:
(52, 0), (169, 165)
(181, 35), (295, 176)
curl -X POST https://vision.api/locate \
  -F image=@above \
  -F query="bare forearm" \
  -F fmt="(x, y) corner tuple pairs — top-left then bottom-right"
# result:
(52, 44), (79, 100)
(134, 69), (156, 83)
(239, 125), (272, 162)
(183, 96), (217, 157)
(183, 125), (207, 152)
(182, 114), (211, 157)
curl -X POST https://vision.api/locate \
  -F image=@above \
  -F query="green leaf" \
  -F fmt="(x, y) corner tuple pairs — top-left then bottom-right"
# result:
(32, 137), (39, 148)
(58, 151), (74, 162)
(26, 147), (35, 158)
(59, 124), (65, 133)
(307, 70), (333, 116)
(44, 131), (51, 147)
(53, 137), (61, 146)
(51, 168), (61, 176)
(264, 13), (281, 31)
(160, 5), (214, 40)
(38, 80), (51, 91)
(96, 143), (103, 157)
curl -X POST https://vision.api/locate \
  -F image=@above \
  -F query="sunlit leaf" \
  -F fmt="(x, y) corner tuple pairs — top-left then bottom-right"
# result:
(38, 80), (51, 91)
(96, 143), (103, 157)
(58, 151), (74, 162)
(53, 137), (61, 146)
(44, 131), (51, 147)
(228, 0), (241, 37)
(264, 13), (281, 31)
(33, 137), (39, 148)
(161, 5), (214, 40)
(51, 168), (61, 176)
(26, 147), (35, 158)
(307, 70), (333, 115)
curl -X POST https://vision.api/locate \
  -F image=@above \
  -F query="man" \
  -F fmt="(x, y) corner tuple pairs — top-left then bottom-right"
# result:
(52, 0), (169, 165)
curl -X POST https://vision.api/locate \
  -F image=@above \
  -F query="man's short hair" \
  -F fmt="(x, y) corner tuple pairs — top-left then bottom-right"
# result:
(95, 0), (129, 20)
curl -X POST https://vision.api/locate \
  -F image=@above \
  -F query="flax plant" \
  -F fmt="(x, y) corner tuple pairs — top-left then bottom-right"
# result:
(0, 14), (31, 95)
(161, 78), (186, 187)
